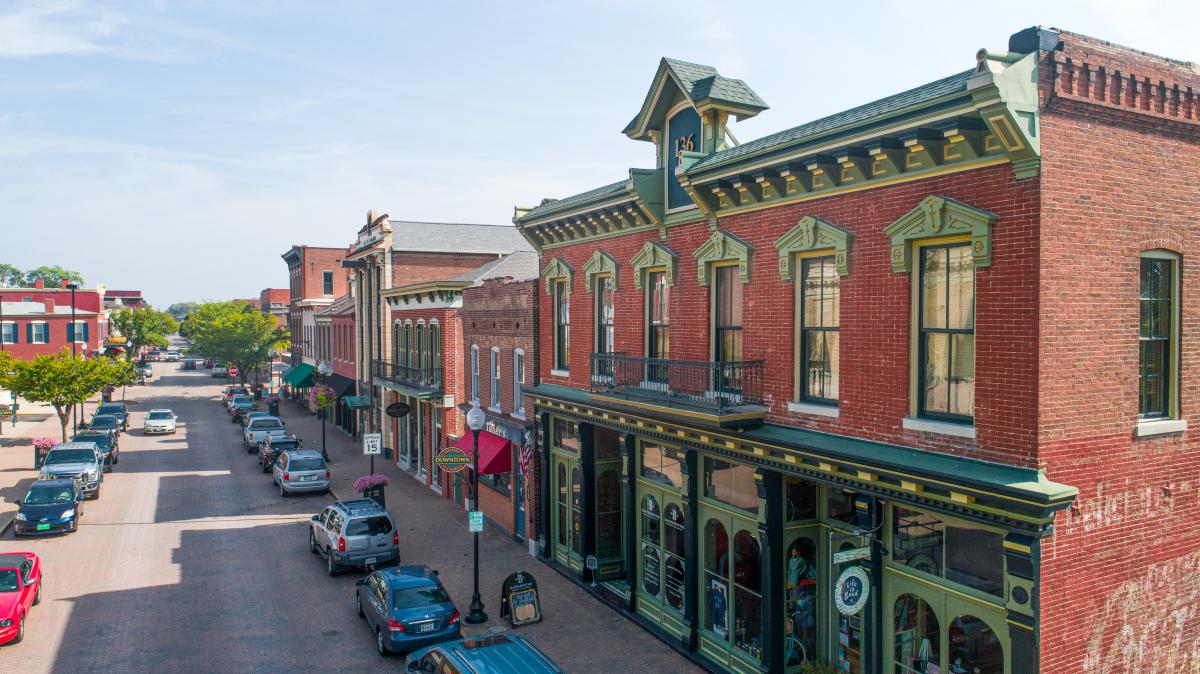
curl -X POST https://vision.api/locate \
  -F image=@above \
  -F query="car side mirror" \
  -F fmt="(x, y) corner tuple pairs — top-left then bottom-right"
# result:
(76, 493), (84, 501)
(310, 514), (319, 521)
(14, 499), (20, 506)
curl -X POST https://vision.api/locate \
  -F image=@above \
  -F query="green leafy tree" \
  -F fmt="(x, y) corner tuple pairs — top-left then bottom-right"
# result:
(110, 307), (179, 361)
(185, 301), (289, 384)
(1, 350), (134, 441)
(167, 302), (198, 320)
(0, 263), (22, 287)
(23, 265), (85, 287)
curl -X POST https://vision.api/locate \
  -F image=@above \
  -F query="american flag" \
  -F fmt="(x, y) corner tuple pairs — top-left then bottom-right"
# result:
(519, 437), (533, 477)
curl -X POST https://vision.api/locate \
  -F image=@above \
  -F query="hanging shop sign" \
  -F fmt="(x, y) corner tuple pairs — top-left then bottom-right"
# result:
(834, 566), (870, 616)
(499, 571), (542, 627)
(832, 546), (872, 565)
(385, 401), (410, 418)
(434, 447), (471, 473)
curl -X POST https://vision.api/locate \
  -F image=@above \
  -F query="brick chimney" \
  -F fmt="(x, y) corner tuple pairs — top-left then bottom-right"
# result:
(33, 278), (44, 289)
(60, 278), (69, 288)
(43, 296), (55, 310)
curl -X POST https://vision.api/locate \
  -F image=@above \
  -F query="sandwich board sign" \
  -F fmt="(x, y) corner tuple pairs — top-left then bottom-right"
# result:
(500, 571), (542, 627)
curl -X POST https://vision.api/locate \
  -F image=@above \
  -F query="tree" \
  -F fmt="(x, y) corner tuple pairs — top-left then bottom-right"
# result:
(23, 265), (84, 287)
(167, 302), (198, 320)
(0, 264), (22, 287)
(110, 307), (179, 361)
(185, 301), (289, 385)
(1, 350), (135, 441)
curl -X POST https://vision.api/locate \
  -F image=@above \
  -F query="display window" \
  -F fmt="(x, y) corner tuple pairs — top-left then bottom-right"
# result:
(891, 507), (1005, 598)
(551, 451), (583, 570)
(635, 439), (688, 637)
(700, 504), (764, 664)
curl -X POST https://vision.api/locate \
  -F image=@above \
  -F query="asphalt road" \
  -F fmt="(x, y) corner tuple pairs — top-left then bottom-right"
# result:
(2, 361), (386, 673)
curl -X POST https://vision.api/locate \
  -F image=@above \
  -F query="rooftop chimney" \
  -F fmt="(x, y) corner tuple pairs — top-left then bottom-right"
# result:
(60, 278), (69, 288)
(33, 278), (44, 289)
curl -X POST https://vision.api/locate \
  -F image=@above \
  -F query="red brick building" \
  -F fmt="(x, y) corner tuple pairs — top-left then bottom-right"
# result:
(514, 27), (1198, 674)
(459, 252), (540, 541)
(258, 288), (288, 330)
(280, 245), (349, 368)
(0, 280), (107, 360)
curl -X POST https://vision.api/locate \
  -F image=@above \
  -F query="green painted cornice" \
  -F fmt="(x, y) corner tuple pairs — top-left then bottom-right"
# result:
(541, 257), (573, 296)
(774, 216), (854, 279)
(382, 280), (471, 305)
(515, 168), (665, 250)
(693, 229), (753, 285)
(884, 195), (997, 273)
(581, 250), (619, 292)
(968, 50), (1041, 179)
(630, 241), (678, 288)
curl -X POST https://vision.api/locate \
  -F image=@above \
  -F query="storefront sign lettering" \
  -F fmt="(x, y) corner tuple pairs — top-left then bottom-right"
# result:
(834, 566), (870, 616)
(385, 401), (410, 418)
(434, 447), (470, 473)
(500, 571), (542, 627)
(832, 546), (871, 564)
(641, 543), (661, 597)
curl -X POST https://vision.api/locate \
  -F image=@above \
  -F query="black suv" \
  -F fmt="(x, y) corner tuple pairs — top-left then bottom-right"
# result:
(72, 431), (119, 471)
(94, 403), (129, 431)
(258, 434), (301, 472)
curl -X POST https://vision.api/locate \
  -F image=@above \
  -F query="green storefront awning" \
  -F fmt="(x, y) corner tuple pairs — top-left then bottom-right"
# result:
(283, 363), (315, 388)
(343, 396), (372, 409)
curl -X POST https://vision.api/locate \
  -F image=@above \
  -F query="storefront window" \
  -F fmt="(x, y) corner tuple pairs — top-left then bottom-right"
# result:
(641, 496), (661, 598)
(663, 503), (686, 612)
(785, 477), (817, 522)
(641, 443), (684, 488)
(704, 519), (729, 635)
(704, 458), (759, 514)
(557, 464), (567, 549)
(571, 466), (583, 556)
(893, 507), (1004, 597)
(948, 615), (1003, 674)
(596, 470), (622, 560)
(553, 418), (580, 453)
(732, 531), (762, 659)
(595, 426), (621, 460)
(826, 488), (858, 526)
(894, 594), (941, 674)
(893, 508), (943, 575)
(784, 538), (817, 666)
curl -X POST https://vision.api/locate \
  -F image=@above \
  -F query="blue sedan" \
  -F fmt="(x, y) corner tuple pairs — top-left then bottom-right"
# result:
(405, 633), (565, 673)
(356, 565), (460, 656)
(14, 479), (84, 536)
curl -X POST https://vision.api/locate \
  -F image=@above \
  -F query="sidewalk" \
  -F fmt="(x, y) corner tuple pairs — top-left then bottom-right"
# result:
(275, 398), (700, 673)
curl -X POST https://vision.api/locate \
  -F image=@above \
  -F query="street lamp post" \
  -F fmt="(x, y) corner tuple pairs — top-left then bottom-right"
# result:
(465, 402), (487, 624)
(66, 281), (79, 433)
(317, 361), (332, 463)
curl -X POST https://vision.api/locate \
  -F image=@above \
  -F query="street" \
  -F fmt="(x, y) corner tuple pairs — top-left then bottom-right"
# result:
(1, 359), (700, 673)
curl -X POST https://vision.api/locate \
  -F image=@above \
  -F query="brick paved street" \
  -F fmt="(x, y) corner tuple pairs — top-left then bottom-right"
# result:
(0, 359), (700, 673)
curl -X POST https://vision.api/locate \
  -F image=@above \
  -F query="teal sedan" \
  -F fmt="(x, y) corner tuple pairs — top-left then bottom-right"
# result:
(405, 633), (564, 673)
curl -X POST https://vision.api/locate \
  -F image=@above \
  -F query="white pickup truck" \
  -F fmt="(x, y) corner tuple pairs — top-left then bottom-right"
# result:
(242, 416), (287, 450)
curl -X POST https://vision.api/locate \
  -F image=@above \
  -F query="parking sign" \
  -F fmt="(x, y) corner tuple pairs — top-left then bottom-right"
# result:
(363, 433), (382, 455)
(469, 511), (484, 533)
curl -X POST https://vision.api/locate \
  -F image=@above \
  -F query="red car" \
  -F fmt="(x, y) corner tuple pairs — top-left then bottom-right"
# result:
(0, 552), (42, 645)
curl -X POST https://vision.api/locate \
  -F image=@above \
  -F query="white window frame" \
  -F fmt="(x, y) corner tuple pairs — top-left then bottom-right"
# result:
(470, 344), (480, 403)
(513, 348), (526, 418)
(489, 346), (501, 413)
(1, 321), (15, 344)
(31, 321), (48, 344)
(322, 270), (334, 296)
(71, 320), (87, 344)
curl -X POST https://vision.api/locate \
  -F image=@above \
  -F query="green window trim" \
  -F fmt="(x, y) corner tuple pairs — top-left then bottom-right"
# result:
(631, 240), (678, 288)
(884, 196), (997, 274)
(694, 229), (753, 286)
(542, 257), (574, 296)
(1139, 250), (1181, 420)
(582, 249), (620, 292)
(774, 215), (854, 279)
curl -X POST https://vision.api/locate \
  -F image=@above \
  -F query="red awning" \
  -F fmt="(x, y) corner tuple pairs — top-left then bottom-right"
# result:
(453, 430), (513, 475)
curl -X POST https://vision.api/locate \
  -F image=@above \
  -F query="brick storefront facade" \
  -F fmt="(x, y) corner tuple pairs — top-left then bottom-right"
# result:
(1, 282), (106, 360)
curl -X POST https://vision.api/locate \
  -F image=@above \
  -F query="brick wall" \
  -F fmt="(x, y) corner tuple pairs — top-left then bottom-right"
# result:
(538, 163), (1040, 465)
(463, 277), (539, 538)
(332, 313), (356, 379)
(1036, 32), (1200, 674)
(391, 251), (501, 287)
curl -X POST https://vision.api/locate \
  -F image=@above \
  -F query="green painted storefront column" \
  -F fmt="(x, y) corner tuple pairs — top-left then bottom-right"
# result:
(1005, 533), (1040, 673)
(621, 432), (639, 613)
(536, 410), (553, 561)
(682, 449), (700, 653)
(580, 422), (597, 579)
(756, 469), (784, 674)
(859, 495), (884, 674)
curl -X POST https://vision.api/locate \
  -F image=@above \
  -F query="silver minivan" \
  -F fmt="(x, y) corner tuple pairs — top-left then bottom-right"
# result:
(309, 499), (399, 576)
(272, 450), (330, 497)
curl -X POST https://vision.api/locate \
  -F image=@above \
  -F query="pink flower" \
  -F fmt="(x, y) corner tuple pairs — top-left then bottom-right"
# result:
(354, 473), (390, 492)
(33, 436), (58, 450)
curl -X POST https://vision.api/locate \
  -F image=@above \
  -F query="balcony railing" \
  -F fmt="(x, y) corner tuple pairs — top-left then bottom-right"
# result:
(373, 360), (443, 393)
(590, 353), (765, 419)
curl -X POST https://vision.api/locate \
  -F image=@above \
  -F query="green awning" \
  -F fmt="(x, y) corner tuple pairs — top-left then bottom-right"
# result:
(283, 363), (315, 388)
(344, 396), (372, 409)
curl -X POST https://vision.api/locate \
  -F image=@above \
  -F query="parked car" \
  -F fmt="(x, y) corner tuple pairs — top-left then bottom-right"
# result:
(258, 434), (300, 472)
(0, 552), (42, 645)
(244, 411), (278, 426)
(145, 351), (161, 362)
(38, 443), (103, 499)
(212, 365), (229, 378)
(94, 402), (129, 431)
(89, 414), (123, 438)
(143, 409), (177, 435)
(71, 430), (119, 470)
(227, 393), (253, 412)
(224, 388), (250, 407)
(181, 359), (197, 370)
(356, 565), (460, 657)
(163, 351), (180, 362)
(231, 400), (257, 425)
(309, 498), (398, 575)
(405, 633), (564, 673)
(139, 363), (154, 379)
(243, 416), (286, 450)
(14, 479), (84, 536)
(273, 450), (329, 497)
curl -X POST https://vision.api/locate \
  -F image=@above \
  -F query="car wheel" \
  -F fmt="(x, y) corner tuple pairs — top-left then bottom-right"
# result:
(376, 628), (388, 656)
(356, 593), (365, 618)
(33, 581), (41, 606)
(326, 551), (338, 576)
(261, 463), (270, 474)
(309, 531), (319, 554)
(12, 614), (23, 644)
(280, 483), (288, 498)
(113, 452), (119, 465)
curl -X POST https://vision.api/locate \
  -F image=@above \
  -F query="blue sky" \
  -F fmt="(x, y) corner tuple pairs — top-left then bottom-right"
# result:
(1, 0), (1196, 307)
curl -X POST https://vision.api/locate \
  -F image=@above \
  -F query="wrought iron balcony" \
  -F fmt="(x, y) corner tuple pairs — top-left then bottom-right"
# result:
(373, 360), (443, 395)
(590, 353), (766, 427)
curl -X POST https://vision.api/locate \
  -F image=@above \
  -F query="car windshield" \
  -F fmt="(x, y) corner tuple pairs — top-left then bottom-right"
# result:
(250, 420), (282, 430)
(25, 485), (75, 504)
(0, 570), (18, 592)
(288, 458), (326, 472)
(232, 396), (252, 403)
(391, 584), (450, 609)
(97, 405), (124, 415)
(46, 449), (95, 464)
(148, 411), (174, 420)
(91, 417), (117, 427)
(73, 434), (110, 448)
(270, 441), (298, 451)
(346, 515), (392, 536)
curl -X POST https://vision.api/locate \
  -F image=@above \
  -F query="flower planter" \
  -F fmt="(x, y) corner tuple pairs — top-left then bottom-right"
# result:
(361, 485), (386, 508)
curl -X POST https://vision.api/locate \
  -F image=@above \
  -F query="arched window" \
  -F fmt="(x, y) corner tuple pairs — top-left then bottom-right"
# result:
(556, 463), (567, 549)
(570, 466), (583, 555)
(948, 615), (1003, 674)
(894, 594), (941, 674)
(640, 495), (661, 598)
(784, 537), (818, 666)
(704, 519), (729, 635)
(663, 503), (686, 612)
(732, 530), (762, 658)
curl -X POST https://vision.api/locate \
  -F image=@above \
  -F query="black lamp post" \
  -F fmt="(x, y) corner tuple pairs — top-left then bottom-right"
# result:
(465, 401), (487, 624)
(66, 281), (79, 433)
(317, 361), (332, 463)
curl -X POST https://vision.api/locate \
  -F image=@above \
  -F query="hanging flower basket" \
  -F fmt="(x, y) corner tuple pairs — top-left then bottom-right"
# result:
(263, 394), (282, 404)
(309, 383), (336, 410)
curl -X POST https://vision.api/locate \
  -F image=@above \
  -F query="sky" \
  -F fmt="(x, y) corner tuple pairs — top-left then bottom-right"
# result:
(1, 0), (1196, 308)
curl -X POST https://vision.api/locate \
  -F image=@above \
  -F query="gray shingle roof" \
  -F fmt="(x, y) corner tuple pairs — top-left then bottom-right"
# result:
(623, 58), (767, 134)
(451, 251), (540, 284)
(689, 69), (974, 173)
(517, 179), (631, 222)
(389, 220), (533, 255)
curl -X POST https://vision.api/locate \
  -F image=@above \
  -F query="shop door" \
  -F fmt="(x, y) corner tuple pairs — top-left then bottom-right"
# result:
(406, 398), (419, 471)
(783, 528), (820, 671)
(515, 467), (527, 540)
(551, 453), (583, 571)
(635, 489), (688, 639)
(829, 531), (871, 674)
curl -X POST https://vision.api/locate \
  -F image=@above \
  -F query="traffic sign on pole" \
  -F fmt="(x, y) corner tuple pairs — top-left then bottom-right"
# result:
(363, 433), (382, 455)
